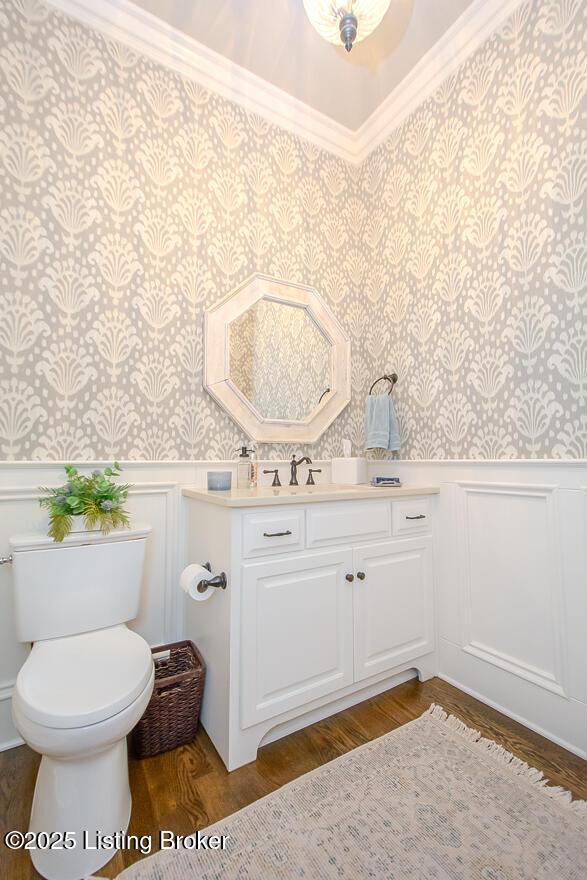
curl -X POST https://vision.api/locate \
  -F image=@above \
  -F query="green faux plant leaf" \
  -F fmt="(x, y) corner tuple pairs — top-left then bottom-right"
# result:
(38, 463), (132, 543)
(48, 511), (73, 544)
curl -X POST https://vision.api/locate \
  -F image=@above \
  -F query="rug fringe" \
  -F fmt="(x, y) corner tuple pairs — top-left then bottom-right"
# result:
(423, 704), (587, 818)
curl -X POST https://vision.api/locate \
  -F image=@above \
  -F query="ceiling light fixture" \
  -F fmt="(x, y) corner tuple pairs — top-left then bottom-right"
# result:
(303, 1), (391, 53)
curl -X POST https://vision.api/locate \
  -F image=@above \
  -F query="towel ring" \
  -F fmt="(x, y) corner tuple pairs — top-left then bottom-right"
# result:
(369, 373), (398, 395)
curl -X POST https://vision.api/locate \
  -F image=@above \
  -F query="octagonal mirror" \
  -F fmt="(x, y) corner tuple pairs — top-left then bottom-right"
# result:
(204, 275), (350, 443)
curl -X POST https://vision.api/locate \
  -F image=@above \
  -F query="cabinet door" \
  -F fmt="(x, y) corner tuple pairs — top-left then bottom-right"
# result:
(353, 538), (433, 682)
(241, 549), (354, 728)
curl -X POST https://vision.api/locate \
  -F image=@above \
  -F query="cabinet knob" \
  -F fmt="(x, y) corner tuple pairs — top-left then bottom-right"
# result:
(356, 571), (366, 580)
(345, 573), (354, 582)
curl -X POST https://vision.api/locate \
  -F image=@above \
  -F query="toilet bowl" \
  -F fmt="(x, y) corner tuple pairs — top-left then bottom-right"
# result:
(9, 526), (153, 880)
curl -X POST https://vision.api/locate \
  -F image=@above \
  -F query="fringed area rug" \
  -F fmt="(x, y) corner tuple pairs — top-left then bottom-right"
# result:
(116, 705), (586, 880)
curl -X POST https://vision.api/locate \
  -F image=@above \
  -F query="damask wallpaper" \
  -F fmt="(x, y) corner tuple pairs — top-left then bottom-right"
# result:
(0, 0), (585, 461)
(362, 0), (586, 459)
(0, 0), (360, 461)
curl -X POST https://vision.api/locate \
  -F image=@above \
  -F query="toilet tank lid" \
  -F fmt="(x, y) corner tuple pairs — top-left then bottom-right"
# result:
(10, 524), (151, 552)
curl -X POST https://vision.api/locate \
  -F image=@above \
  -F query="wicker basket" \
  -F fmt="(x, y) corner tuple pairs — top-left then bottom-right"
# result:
(131, 640), (206, 758)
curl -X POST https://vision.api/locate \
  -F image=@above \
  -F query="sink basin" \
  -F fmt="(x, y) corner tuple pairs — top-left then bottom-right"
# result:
(265, 483), (372, 495)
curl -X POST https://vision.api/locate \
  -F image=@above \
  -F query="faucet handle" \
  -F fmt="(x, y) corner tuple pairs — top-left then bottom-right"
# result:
(263, 468), (281, 487)
(306, 468), (322, 486)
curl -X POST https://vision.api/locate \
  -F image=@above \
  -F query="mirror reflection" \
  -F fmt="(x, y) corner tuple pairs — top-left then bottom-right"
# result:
(228, 298), (331, 421)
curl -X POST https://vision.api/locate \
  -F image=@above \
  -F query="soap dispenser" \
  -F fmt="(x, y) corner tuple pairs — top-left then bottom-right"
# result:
(236, 447), (250, 489)
(236, 446), (257, 489)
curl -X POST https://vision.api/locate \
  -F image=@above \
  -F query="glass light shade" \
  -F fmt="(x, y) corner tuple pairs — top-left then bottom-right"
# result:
(303, 0), (391, 47)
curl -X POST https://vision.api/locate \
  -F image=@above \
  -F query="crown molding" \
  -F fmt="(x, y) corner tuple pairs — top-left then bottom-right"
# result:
(353, 0), (527, 162)
(46, 0), (526, 165)
(46, 0), (358, 162)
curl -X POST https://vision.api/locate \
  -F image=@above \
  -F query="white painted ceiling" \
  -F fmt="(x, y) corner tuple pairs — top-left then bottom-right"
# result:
(130, 0), (476, 130)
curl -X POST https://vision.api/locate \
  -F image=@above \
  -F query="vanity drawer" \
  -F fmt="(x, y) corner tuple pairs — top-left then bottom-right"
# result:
(243, 510), (305, 557)
(392, 498), (431, 536)
(307, 500), (391, 548)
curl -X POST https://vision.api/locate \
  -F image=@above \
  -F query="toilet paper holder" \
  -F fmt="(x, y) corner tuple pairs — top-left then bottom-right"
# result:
(197, 562), (227, 593)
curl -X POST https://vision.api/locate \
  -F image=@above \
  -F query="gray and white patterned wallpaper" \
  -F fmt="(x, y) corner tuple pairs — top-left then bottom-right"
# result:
(362, 0), (586, 459)
(0, 0), (585, 461)
(0, 0), (361, 461)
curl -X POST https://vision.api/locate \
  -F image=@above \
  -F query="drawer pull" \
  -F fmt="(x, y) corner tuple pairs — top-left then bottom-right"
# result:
(406, 514), (426, 520)
(345, 573), (354, 582)
(356, 571), (366, 580)
(263, 530), (292, 538)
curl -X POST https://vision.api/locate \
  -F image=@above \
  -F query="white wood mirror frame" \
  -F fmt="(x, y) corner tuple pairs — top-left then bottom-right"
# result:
(204, 274), (351, 443)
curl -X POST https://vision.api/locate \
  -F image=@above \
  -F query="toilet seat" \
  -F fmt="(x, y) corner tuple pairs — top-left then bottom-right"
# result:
(14, 625), (153, 729)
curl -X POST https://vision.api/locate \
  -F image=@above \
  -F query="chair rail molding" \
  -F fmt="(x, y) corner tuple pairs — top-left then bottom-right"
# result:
(455, 481), (568, 699)
(45, 0), (528, 165)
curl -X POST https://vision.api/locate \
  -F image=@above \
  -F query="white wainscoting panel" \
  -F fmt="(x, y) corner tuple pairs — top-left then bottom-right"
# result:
(368, 461), (587, 758)
(126, 482), (180, 647)
(0, 484), (57, 751)
(559, 486), (587, 704)
(457, 483), (566, 698)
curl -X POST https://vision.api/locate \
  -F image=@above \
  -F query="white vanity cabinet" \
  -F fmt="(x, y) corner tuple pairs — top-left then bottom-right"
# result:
(182, 485), (438, 770)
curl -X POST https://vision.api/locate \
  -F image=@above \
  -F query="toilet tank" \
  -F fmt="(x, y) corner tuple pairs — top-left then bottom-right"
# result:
(10, 526), (151, 643)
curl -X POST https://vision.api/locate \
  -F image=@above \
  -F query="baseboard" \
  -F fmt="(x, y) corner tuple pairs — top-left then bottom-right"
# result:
(438, 673), (587, 761)
(0, 735), (24, 752)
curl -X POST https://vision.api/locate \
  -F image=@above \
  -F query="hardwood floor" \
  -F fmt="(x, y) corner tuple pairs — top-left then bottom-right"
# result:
(1, 677), (585, 879)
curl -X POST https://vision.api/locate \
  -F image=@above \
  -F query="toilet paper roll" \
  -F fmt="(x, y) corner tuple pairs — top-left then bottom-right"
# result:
(180, 563), (217, 602)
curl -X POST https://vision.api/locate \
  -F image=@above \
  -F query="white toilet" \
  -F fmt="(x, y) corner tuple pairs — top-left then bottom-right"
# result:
(10, 525), (154, 880)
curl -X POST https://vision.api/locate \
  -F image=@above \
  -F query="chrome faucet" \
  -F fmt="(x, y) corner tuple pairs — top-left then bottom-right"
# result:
(289, 454), (312, 486)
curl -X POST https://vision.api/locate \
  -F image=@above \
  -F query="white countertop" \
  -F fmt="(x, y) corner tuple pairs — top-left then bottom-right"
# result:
(182, 483), (440, 508)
